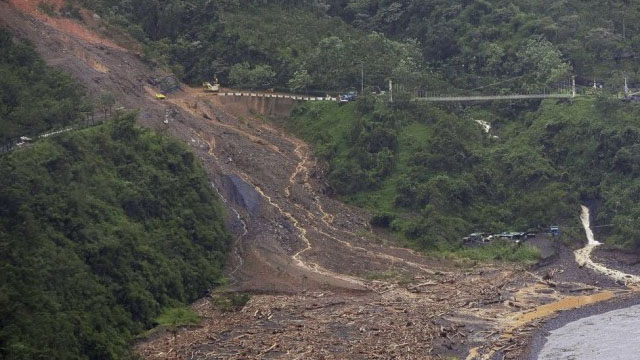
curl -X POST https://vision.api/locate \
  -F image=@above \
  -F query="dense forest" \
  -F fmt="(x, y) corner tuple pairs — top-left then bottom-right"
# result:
(76, 0), (431, 90)
(0, 32), (230, 359)
(324, 0), (640, 88)
(74, 0), (640, 93)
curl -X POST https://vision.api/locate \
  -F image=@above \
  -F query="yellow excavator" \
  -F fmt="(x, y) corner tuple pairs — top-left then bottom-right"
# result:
(203, 77), (220, 93)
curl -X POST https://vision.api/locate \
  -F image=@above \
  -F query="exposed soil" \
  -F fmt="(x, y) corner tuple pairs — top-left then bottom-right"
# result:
(3, 2), (640, 359)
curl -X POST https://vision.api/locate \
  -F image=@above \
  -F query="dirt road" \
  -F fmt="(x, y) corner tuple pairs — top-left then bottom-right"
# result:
(2, 2), (638, 359)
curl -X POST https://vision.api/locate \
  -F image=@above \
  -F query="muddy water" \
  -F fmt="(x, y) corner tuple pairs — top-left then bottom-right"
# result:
(579, 205), (600, 245)
(537, 303), (640, 359)
(574, 206), (640, 285)
(515, 291), (614, 327)
(535, 205), (640, 359)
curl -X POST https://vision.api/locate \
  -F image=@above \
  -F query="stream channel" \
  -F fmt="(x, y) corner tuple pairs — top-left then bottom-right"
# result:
(536, 206), (640, 360)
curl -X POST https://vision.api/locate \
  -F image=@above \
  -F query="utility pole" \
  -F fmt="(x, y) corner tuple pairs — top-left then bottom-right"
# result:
(361, 62), (364, 94)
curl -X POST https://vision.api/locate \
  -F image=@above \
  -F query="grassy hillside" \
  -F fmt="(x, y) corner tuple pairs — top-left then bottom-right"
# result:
(289, 96), (640, 253)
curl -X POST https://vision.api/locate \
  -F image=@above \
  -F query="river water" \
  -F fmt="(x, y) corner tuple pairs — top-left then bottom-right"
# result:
(537, 303), (640, 359)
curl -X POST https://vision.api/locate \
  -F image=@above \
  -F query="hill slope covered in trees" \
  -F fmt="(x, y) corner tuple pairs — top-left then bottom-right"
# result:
(0, 32), (230, 359)
(77, 0), (640, 92)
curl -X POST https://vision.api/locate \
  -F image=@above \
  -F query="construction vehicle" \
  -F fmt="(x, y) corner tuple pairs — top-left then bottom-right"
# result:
(155, 93), (166, 100)
(203, 77), (220, 92)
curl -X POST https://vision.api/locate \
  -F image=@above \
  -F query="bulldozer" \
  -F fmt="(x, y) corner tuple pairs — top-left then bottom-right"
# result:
(203, 77), (220, 93)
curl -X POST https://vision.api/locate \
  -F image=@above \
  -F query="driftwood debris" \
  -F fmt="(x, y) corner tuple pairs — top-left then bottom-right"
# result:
(407, 281), (438, 291)
(569, 286), (596, 292)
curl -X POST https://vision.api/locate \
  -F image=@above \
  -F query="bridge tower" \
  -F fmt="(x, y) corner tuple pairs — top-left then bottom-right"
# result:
(625, 77), (629, 97)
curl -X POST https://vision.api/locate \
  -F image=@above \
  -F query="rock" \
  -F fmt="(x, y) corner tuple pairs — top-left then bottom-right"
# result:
(221, 174), (261, 215)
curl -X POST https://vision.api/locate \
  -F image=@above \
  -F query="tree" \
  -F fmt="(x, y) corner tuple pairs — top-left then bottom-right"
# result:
(288, 69), (312, 92)
(517, 38), (572, 87)
(228, 63), (276, 89)
(98, 91), (116, 118)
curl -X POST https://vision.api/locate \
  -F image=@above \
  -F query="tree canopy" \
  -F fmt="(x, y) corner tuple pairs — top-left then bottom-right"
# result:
(0, 114), (230, 359)
(0, 32), (230, 359)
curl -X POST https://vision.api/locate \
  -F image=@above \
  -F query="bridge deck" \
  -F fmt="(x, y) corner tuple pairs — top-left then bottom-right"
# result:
(413, 94), (573, 102)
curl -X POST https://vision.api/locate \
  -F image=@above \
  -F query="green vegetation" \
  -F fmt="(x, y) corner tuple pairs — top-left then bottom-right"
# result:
(0, 114), (230, 359)
(0, 29), (89, 142)
(326, 0), (639, 88)
(448, 241), (541, 265)
(0, 115), (230, 359)
(220, 4), (428, 91)
(79, 0), (640, 93)
(78, 0), (428, 91)
(289, 95), (640, 253)
(155, 306), (200, 328)
(0, 32), (230, 359)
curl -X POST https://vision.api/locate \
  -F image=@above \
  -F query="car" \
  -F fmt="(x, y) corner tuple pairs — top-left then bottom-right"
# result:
(463, 232), (488, 243)
(338, 91), (357, 103)
(497, 232), (525, 241)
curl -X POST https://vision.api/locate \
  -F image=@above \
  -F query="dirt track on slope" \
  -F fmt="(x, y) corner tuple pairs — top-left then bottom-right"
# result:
(3, 2), (639, 359)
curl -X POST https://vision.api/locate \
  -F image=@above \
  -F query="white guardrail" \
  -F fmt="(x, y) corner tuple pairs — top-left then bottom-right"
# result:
(218, 92), (337, 101)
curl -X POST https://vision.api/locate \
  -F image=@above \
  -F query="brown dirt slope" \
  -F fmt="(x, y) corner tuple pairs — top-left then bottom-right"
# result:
(2, 3), (636, 359)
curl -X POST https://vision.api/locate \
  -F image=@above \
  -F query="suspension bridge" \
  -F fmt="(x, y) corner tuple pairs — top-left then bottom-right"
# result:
(391, 76), (589, 102)
(411, 93), (573, 102)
